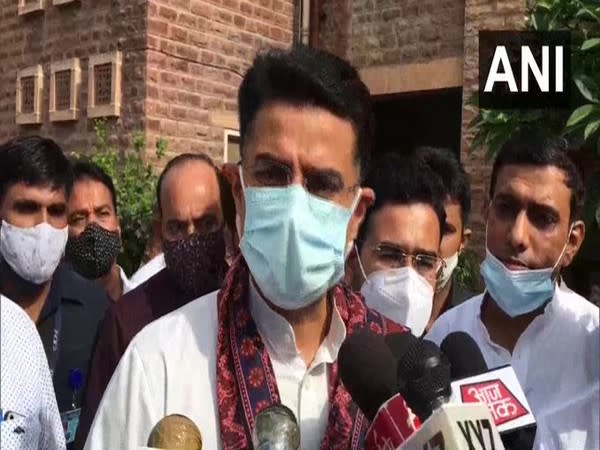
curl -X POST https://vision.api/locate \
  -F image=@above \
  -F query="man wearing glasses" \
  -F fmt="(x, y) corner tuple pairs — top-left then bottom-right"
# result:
(84, 46), (409, 449)
(348, 153), (447, 337)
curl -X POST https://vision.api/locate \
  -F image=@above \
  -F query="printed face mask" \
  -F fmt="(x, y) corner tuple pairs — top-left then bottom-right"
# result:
(65, 223), (121, 279)
(163, 229), (227, 298)
(0, 220), (68, 285)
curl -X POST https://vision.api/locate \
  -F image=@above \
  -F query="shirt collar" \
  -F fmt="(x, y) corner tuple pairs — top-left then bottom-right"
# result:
(118, 265), (134, 293)
(39, 264), (85, 322)
(248, 280), (346, 365)
(477, 285), (560, 350)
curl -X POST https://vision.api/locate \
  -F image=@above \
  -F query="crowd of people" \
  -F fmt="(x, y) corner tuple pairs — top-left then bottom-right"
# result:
(0, 45), (598, 450)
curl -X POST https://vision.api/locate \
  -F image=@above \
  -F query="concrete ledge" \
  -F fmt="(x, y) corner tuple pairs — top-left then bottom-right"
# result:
(359, 57), (464, 95)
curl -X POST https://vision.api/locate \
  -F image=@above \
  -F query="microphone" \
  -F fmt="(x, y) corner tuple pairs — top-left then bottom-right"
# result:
(396, 338), (505, 449)
(251, 404), (300, 450)
(396, 338), (452, 421)
(441, 332), (537, 449)
(146, 414), (202, 449)
(440, 331), (488, 380)
(338, 329), (420, 449)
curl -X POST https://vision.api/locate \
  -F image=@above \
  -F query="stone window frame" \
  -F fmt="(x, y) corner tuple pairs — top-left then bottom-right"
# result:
(18, 0), (44, 16)
(223, 129), (241, 163)
(52, 0), (78, 5)
(49, 58), (81, 122)
(16, 65), (44, 125)
(87, 51), (122, 119)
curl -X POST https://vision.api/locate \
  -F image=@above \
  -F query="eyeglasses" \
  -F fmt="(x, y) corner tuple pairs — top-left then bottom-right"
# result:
(367, 243), (445, 280)
(240, 160), (359, 204)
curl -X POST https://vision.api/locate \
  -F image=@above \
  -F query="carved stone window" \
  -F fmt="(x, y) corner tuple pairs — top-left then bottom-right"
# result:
(88, 51), (122, 118)
(16, 65), (43, 125)
(50, 58), (81, 122)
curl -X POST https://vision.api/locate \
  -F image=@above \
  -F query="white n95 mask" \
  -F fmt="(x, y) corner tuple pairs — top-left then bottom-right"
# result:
(0, 220), (68, 284)
(360, 266), (434, 336)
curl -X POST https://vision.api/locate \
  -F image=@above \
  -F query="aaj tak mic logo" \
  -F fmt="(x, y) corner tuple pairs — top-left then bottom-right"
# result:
(479, 30), (571, 109)
(450, 365), (536, 433)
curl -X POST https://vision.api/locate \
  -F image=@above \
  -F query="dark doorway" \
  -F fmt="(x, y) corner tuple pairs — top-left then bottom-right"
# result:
(373, 87), (463, 159)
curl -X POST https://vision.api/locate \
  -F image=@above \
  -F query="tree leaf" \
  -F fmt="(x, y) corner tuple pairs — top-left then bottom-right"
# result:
(582, 38), (600, 51)
(574, 74), (600, 103)
(584, 119), (600, 140)
(566, 104), (594, 127)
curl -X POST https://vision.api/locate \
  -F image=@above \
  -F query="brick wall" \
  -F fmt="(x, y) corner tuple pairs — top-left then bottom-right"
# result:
(318, 0), (351, 59)
(145, 0), (295, 162)
(0, 0), (147, 153)
(349, 0), (465, 68)
(460, 0), (527, 255)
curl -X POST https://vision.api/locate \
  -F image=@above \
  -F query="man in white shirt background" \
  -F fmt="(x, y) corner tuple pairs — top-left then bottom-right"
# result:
(65, 161), (134, 301)
(1, 295), (66, 450)
(426, 130), (599, 449)
(84, 45), (409, 450)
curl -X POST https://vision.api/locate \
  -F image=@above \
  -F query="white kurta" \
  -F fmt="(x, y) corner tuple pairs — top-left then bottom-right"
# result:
(1, 296), (66, 450)
(128, 254), (166, 289)
(84, 283), (347, 450)
(426, 283), (600, 450)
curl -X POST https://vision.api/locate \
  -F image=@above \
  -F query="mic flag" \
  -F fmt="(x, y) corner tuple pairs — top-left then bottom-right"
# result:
(146, 414), (202, 450)
(449, 365), (536, 433)
(365, 393), (421, 450)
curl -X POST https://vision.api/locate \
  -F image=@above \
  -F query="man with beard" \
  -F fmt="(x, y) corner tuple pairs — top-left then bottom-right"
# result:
(0, 136), (109, 448)
(65, 161), (134, 301)
(74, 153), (236, 448)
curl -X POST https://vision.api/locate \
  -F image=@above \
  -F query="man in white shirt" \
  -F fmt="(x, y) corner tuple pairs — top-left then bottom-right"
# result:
(84, 45), (408, 450)
(128, 252), (165, 287)
(426, 131), (599, 449)
(1, 295), (66, 450)
(65, 161), (134, 301)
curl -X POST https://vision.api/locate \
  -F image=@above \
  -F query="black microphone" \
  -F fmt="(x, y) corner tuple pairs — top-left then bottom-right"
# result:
(339, 329), (421, 449)
(439, 331), (488, 380)
(251, 404), (300, 450)
(338, 328), (398, 421)
(440, 332), (537, 450)
(396, 338), (452, 421)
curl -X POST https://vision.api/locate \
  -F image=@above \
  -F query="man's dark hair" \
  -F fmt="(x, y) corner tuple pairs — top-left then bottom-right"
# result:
(358, 153), (447, 247)
(238, 45), (374, 179)
(156, 153), (236, 231)
(0, 136), (73, 204)
(415, 147), (471, 225)
(490, 131), (585, 221)
(71, 160), (117, 213)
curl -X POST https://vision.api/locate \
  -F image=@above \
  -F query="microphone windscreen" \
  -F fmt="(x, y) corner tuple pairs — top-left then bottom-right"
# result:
(252, 404), (300, 450)
(397, 339), (451, 421)
(147, 414), (202, 450)
(338, 328), (398, 421)
(439, 331), (488, 380)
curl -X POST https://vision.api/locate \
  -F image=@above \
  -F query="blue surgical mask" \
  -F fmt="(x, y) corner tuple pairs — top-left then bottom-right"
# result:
(480, 227), (571, 317)
(239, 167), (360, 310)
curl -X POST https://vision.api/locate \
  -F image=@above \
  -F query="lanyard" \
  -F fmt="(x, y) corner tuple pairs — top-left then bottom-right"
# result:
(49, 306), (62, 379)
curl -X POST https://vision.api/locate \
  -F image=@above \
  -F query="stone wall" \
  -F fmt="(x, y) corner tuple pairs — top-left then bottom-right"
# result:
(349, 0), (465, 68)
(145, 0), (295, 162)
(0, 0), (147, 152)
(460, 0), (527, 254)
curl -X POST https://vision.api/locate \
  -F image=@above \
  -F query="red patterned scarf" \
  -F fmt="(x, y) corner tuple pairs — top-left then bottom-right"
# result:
(216, 255), (406, 449)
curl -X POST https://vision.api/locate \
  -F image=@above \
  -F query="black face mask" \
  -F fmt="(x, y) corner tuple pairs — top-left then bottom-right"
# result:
(65, 223), (121, 280)
(163, 229), (226, 298)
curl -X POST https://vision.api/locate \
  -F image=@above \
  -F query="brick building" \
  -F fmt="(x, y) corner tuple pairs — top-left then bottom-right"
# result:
(0, 0), (528, 253)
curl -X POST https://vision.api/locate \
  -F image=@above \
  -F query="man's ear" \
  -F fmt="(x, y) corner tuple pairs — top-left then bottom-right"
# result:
(561, 221), (585, 268)
(347, 188), (374, 243)
(460, 227), (472, 253)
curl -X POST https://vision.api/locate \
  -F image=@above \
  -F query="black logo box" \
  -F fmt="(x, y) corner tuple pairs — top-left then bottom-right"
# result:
(479, 31), (571, 109)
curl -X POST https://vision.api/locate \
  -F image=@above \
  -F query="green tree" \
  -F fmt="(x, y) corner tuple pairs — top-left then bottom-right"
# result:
(71, 121), (166, 275)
